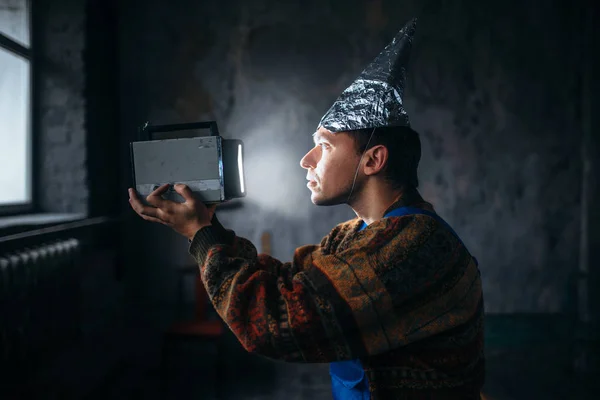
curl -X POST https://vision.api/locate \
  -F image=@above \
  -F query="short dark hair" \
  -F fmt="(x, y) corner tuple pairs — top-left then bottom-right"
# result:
(345, 125), (421, 189)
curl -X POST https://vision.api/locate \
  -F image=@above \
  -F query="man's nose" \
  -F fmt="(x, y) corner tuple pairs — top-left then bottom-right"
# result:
(300, 147), (317, 170)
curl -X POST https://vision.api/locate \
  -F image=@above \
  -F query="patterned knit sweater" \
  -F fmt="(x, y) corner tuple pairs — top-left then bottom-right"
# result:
(188, 194), (485, 399)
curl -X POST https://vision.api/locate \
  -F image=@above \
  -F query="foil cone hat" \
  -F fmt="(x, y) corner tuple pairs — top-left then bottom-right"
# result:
(317, 18), (417, 133)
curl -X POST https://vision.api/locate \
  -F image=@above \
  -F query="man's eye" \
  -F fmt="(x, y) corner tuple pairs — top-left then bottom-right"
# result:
(319, 143), (330, 150)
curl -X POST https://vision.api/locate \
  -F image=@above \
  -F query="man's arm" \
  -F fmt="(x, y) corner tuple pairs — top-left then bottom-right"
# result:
(189, 220), (350, 362)
(189, 215), (483, 363)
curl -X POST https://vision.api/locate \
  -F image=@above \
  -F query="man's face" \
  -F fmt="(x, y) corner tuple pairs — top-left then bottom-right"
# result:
(300, 127), (361, 206)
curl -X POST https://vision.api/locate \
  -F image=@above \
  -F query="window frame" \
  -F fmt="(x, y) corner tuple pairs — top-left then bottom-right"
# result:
(0, 0), (35, 217)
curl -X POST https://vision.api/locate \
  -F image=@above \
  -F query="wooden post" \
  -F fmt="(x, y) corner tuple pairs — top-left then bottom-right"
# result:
(261, 231), (272, 256)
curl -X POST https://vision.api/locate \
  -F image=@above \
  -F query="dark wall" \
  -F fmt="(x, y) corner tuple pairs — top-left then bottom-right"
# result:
(35, 0), (88, 214)
(85, 0), (121, 218)
(15, 0), (598, 395)
(118, 0), (586, 314)
(16, 1), (127, 396)
(34, 0), (120, 218)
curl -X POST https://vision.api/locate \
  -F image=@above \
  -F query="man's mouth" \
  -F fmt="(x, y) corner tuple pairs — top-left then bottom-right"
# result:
(307, 180), (317, 188)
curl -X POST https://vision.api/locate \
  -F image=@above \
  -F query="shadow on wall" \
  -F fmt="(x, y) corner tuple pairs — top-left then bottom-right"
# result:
(119, 0), (583, 317)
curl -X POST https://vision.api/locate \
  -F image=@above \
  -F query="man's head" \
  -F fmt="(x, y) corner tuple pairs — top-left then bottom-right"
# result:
(300, 125), (421, 206)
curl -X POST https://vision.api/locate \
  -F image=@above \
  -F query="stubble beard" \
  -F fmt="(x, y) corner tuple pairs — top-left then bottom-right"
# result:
(310, 179), (358, 206)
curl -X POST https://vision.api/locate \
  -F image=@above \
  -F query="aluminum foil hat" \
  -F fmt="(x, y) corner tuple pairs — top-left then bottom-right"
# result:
(317, 18), (417, 133)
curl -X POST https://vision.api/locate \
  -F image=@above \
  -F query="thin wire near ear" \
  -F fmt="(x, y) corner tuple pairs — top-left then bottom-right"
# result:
(347, 127), (377, 203)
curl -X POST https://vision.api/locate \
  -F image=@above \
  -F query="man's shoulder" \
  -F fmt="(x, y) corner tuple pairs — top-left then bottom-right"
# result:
(381, 211), (461, 246)
(329, 218), (362, 238)
(337, 217), (362, 230)
(324, 212), (441, 242)
(318, 218), (362, 249)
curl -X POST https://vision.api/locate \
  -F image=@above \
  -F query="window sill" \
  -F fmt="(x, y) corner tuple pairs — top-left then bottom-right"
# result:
(0, 213), (87, 236)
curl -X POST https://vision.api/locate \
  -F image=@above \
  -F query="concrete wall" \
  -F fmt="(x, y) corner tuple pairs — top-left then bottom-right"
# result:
(24, 2), (127, 396)
(35, 0), (88, 214)
(18, 0), (597, 395)
(117, 0), (582, 315)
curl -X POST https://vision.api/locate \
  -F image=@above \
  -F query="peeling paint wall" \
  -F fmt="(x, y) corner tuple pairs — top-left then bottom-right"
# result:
(119, 0), (582, 313)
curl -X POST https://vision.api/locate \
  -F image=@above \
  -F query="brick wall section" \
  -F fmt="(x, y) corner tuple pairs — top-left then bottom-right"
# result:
(36, 0), (88, 214)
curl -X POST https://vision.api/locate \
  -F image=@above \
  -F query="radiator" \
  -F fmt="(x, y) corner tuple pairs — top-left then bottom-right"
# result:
(0, 238), (82, 378)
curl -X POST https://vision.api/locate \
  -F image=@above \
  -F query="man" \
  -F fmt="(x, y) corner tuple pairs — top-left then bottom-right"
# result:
(129, 18), (485, 400)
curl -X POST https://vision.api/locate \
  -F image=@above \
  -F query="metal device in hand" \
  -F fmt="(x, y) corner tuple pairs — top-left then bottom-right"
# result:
(130, 121), (246, 204)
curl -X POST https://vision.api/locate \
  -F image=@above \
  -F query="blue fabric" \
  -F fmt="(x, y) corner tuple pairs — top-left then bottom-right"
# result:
(330, 359), (370, 400)
(359, 207), (462, 243)
(330, 206), (474, 399)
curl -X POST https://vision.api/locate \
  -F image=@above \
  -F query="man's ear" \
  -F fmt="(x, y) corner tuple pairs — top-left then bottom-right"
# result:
(363, 145), (388, 176)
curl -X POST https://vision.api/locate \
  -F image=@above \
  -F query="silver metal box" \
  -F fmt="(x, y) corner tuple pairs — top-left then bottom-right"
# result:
(131, 136), (225, 203)
(130, 121), (246, 204)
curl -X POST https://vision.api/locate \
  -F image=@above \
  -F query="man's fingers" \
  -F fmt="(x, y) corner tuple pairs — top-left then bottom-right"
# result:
(128, 188), (176, 229)
(130, 201), (171, 225)
(174, 184), (195, 203)
(151, 183), (171, 196)
(146, 195), (165, 208)
(128, 189), (146, 213)
(145, 184), (170, 207)
(128, 185), (167, 208)
(140, 212), (167, 225)
(128, 187), (142, 202)
(129, 197), (159, 218)
(128, 190), (172, 223)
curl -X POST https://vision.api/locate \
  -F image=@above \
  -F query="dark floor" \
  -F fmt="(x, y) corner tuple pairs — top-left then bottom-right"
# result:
(84, 328), (333, 400)
(83, 330), (595, 400)
(20, 306), (598, 400)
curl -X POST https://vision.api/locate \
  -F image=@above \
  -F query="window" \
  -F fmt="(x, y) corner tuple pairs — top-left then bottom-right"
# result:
(0, 0), (31, 213)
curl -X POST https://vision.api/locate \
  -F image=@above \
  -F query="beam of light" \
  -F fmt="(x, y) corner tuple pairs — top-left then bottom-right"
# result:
(223, 98), (354, 225)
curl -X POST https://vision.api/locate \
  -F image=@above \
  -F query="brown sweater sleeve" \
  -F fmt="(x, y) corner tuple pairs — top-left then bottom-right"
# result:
(188, 222), (342, 362)
(188, 214), (483, 363)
